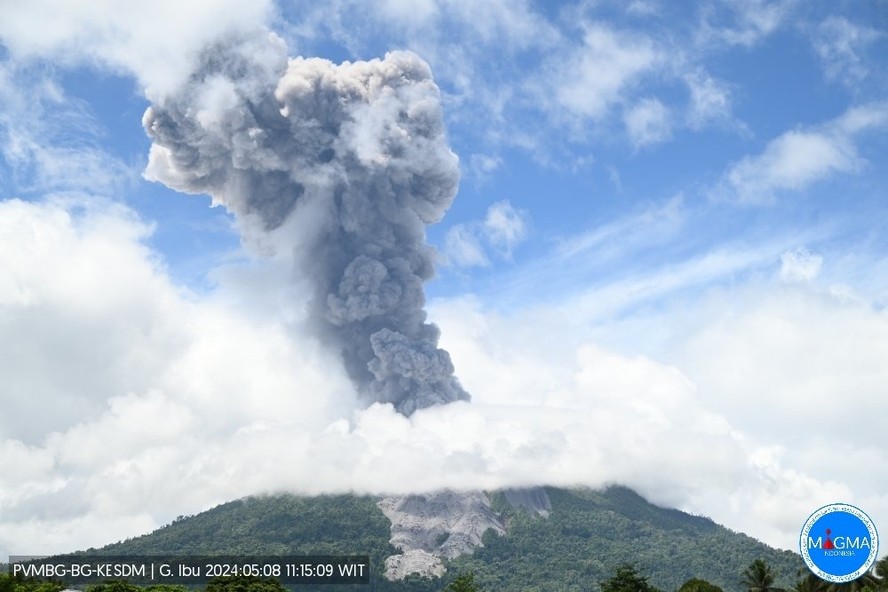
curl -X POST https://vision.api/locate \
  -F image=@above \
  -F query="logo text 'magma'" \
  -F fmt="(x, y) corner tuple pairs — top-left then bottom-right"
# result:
(807, 537), (871, 550)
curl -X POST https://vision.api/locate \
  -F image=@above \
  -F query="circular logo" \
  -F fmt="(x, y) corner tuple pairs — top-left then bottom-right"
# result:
(799, 503), (879, 583)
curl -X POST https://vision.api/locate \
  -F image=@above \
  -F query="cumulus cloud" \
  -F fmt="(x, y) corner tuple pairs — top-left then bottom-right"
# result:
(669, 283), (888, 544)
(550, 23), (659, 121)
(443, 200), (528, 268)
(0, 197), (356, 556)
(1, 204), (852, 557)
(714, 103), (888, 204)
(430, 285), (888, 549)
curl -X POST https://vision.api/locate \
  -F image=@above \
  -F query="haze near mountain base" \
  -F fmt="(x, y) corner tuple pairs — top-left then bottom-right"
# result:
(143, 31), (469, 415)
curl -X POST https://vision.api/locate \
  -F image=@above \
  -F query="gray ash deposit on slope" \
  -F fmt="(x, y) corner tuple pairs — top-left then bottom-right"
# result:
(143, 31), (468, 415)
(377, 488), (551, 580)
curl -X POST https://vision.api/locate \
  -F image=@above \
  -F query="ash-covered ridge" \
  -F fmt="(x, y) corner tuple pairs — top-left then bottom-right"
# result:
(377, 488), (551, 580)
(143, 31), (469, 415)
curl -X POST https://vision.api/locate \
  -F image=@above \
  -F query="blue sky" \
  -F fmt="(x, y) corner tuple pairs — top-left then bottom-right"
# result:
(1, 0), (887, 558)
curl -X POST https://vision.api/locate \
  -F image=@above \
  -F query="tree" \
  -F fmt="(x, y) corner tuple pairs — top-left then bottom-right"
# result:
(824, 572), (880, 592)
(446, 572), (481, 592)
(0, 573), (64, 592)
(145, 586), (188, 592)
(600, 564), (662, 592)
(679, 578), (724, 592)
(204, 576), (286, 592)
(794, 565), (883, 592)
(873, 557), (888, 590)
(743, 560), (780, 592)
(86, 581), (143, 592)
(794, 572), (826, 592)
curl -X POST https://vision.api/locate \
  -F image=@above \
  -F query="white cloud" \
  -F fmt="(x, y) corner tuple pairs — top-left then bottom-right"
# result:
(684, 70), (733, 128)
(5, 197), (747, 548)
(779, 247), (822, 283)
(436, 0), (559, 50)
(625, 1), (660, 17)
(376, 0), (441, 29)
(483, 200), (529, 255)
(698, 0), (795, 48)
(676, 285), (888, 449)
(279, 0), (560, 149)
(812, 16), (881, 87)
(551, 23), (659, 120)
(467, 153), (503, 182)
(0, 63), (135, 197)
(443, 224), (490, 268)
(0, 0), (274, 96)
(278, 2), (747, 160)
(665, 283), (888, 543)
(443, 200), (529, 268)
(2, 194), (885, 557)
(430, 280), (888, 549)
(715, 103), (888, 204)
(726, 131), (857, 202)
(0, 197), (358, 556)
(624, 97), (672, 148)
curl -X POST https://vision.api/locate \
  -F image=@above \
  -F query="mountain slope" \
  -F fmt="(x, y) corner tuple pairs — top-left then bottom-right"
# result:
(87, 487), (804, 592)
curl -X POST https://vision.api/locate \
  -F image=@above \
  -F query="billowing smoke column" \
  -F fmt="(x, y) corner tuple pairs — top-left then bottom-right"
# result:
(143, 32), (469, 415)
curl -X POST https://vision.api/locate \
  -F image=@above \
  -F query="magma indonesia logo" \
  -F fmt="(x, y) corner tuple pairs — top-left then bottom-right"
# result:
(800, 503), (879, 583)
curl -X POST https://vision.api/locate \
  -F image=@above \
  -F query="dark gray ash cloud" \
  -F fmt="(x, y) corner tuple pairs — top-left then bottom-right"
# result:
(143, 31), (469, 414)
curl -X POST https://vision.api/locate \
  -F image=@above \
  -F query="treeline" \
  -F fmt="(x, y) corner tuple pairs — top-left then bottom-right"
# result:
(3, 558), (887, 592)
(446, 488), (805, 591)
(0, 575), (284, 592)
(602, 558), (888, 592)
(0, 572), (461, 592)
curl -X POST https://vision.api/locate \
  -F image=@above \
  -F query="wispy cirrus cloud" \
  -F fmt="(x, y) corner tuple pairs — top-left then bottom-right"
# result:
(0, 63), (136, 198)
(696, 0), (796, 48)
(811, 16), (883, 88)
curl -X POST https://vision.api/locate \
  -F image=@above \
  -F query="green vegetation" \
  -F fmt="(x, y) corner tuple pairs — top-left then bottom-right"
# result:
(204, 576), (286, 592)
(792, 569), (886, 592)
(445, 572), (481, 592)
(95, 494), (396, 558)
(679, 577), (725, 592)
(14, 486), (836, 591)
(449, 487), (804, 591)
(85, 582), (184, 592)
(741, 559), (780, 592)
(600, 564), (663, 592)
(4, 557), (887, 592)
(0, 573), (64, 592)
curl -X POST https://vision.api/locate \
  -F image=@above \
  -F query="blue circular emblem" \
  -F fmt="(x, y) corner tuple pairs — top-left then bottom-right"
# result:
(800, 503), (879, 583)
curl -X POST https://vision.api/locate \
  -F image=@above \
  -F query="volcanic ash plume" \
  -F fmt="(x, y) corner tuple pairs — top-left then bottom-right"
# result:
(143, 32), (469, 415)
